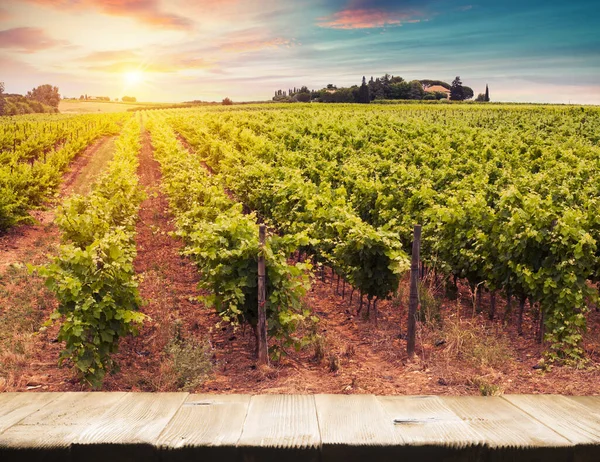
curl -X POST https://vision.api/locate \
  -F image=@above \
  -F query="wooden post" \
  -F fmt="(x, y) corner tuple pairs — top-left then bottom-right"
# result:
(407, 224), (421, 359)
(257, 224), (269, 365)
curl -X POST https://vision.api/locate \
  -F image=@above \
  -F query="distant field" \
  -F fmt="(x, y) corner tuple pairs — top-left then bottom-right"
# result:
(58, 100), (149, 113)
(59, 100), (145, 113)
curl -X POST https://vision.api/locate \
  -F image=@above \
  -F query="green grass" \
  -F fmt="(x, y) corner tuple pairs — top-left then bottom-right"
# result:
(69, 137), (117, 196)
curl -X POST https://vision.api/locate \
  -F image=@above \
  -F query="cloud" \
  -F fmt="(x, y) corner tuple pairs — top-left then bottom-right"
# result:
(0, 8), (12, 21)
(220, 37), (298, 53)
(0, 55), (39, 76)
(0, 27), (68, 53)
(317, 8), (423, 29)
(212, 27), (298, 53)
(24, 0), (193, 29)
(79, 49), (141, 62)
(85, 53), (213, 74)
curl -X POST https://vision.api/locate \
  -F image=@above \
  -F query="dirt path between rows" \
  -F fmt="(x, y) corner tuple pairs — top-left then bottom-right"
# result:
(103, 130), (217, 390)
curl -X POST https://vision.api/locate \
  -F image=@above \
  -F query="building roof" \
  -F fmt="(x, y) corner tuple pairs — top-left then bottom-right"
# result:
(424, 85), (450, 93)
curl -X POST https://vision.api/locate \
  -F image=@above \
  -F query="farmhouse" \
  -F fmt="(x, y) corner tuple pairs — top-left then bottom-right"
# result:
(424, 85), (450, 97)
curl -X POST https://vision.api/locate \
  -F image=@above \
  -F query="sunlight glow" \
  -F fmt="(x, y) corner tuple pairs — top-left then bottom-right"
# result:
(124, 71), (144, 85)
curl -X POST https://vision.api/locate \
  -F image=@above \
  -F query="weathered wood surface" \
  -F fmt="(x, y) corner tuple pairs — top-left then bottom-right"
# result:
(315, 394), (398, 461)
(0, 392), (126, 448)
(73, 392), (188, 462)
(158, 394), (250, 461)
(0, 392), (60, 434)
(238, 394), (320, 461)
(504, 395), (600, 445)
(0, 393), (599, 462)
(444, 396), (573, 462)
(378, 395), (485, 460)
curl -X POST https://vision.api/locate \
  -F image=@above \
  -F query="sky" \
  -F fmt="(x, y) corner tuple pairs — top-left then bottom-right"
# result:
(0, 0), (599, 104)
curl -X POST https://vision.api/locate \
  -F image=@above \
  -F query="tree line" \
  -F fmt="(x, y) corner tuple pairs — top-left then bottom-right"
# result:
(273, 75), (490, 104)
(0, 82), (60, 116)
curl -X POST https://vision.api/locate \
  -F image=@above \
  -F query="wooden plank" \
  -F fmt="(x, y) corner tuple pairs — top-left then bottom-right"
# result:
(315, 394), (398, 462)
(0, 393), (61, 435)
(71, 392), (188, 462)
(377, 395), (485, 461)
(0, 392), (127, 448)
(503, 395), (600, 444)
(158, 394), (250, 462)
(443, 396), (573, 462)
(569, 396), (600, 414)
(237, 395), (320, 462)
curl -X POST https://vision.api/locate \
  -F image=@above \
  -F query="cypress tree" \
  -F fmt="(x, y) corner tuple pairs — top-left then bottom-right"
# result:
(358, 76), (370, 104)
(485, 84), (490, 102)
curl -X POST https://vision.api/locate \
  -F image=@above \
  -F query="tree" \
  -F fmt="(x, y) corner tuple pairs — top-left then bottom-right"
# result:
(222, 97), (233, 105)
(420, 79), (451, 90)
(485, 84), (490, 102)
(462, 86), (474, 100)
(475, 93), (486, 102)
(122, 96), (137, 102)
(294, 86), (311, 102)
(27, 84), (60, 108)
(0, 82), (5, 116)
(449, 76), (464, 101)
(357, 76), (370, 104)
(295, 92), (311, 102)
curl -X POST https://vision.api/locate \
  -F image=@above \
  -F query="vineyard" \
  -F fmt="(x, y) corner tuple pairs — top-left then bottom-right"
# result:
(0, 113), (128, 230)
(0, 104), (599, 393)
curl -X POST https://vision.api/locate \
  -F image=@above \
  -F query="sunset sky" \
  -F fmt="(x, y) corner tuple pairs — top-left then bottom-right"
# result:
(0, 0), (599, 104)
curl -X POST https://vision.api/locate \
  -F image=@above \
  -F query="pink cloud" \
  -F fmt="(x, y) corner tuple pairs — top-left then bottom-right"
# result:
(0, 27), (68, 53)
(85, 53), (213, 74)
(80, 49), (140, 62)
(220, 37), (297, 53)
(0, 8), (12, 21)
(317, 8), (422, 29)
(0, 55), (38, 76)
(24, 0), (192, 29)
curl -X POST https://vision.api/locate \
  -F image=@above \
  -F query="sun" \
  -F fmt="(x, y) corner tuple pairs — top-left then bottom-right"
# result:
(124, 70), (144, 85)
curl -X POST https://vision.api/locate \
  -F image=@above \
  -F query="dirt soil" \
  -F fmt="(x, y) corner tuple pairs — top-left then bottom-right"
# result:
(2, 133), (599, 394)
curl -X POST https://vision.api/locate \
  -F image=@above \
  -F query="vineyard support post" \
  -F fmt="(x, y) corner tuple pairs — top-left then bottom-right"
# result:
(407, 224), (422, 359)
(257, 224), (269, 365)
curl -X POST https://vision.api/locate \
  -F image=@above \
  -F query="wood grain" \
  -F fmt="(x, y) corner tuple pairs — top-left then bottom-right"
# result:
(378, 395), (484, 446)
(504, 395), (600, 445)
(158, 394), (249, 462)
(0, 393), (61, 435)
(443, 396), (573, 462)
(72, 392), (188, 462)
(0, 392), (598, 462)
(0, 392), (126, 449)
(315, 394), (397, 462)
(238, 394), (320, 462)
(443, 396), (570, 448)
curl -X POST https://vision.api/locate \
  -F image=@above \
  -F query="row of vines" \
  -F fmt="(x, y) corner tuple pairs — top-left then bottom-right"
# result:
(37, 115), (145, 387)
(146, 113), (314, 357)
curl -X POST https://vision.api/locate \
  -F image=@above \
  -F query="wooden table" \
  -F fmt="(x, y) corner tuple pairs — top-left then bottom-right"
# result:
(1, 393), (599, 461)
